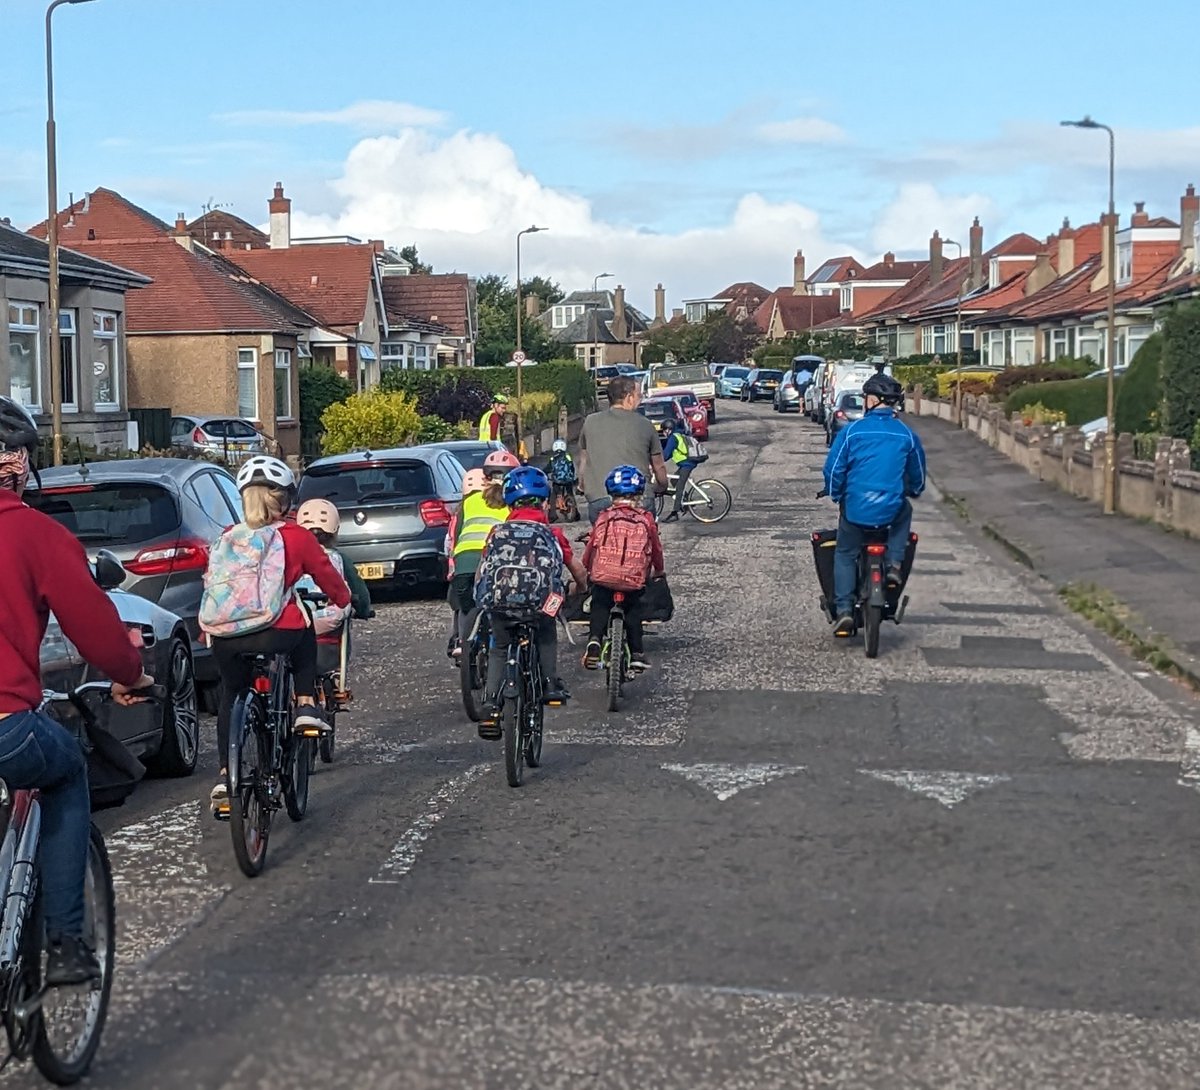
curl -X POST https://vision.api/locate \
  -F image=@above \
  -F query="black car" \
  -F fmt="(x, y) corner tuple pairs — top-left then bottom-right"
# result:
(637, 396), (691, 437)
(740, 368), (784, 403)
(29, 458), (245, 703)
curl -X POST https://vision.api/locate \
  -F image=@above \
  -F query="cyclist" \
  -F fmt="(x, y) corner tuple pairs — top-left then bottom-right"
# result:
(546, 438), (578, 521)
(204, 456), (351, 812)
(482, 447), (521, 481)
(822, 372), (925, 638)
(477, 393), (509, 442)
(659, 417), (699, 523)
(581, 465), (664, 672)
(0, 396), (154, 984)
(445, 468), (509, 659)
(479, 466), (587, 730)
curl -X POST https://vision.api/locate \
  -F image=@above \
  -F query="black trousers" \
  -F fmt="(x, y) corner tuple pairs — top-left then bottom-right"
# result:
(211, 626), (318, 764)
(588, 585), (646, 653)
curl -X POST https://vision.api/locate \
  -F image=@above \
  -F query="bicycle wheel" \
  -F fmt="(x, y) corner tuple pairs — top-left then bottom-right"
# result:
(863, 603), (882, 659)
(653, 490), (667, 519)
(229, 694), (271, 878)
(606, 612), (625, 712)
(318, 677), (337, 764)
(283, 733), (312, 822)
(502, 690), (524, 788)
(459, 610), (488, 723)
(523, 692), (544, 768)
(684, 479), (732, 524)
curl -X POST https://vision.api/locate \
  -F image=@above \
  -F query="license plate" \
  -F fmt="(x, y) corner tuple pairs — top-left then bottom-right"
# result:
(356, 563), (388, 581)
(764, 382), (778, 389)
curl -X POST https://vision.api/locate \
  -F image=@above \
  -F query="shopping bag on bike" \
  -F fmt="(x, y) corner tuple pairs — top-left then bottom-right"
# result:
(78, 716), (146, 811)
(198, 524), (289, 637)
(641, 574), (675, 622)
(474, 520), (565, 617)
(683, 434), (708, 463)
(588, 506), (653, 592)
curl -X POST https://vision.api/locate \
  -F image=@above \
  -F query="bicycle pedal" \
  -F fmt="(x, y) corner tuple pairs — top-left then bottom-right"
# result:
(545, 699), (565, 707)
(298, 727), (322, 738)
(212, 801), (231, 822)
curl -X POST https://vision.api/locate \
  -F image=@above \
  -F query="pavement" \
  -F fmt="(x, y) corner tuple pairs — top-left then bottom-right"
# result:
(910, 415), (1200, 687)
(8, 401), (1200, 1089)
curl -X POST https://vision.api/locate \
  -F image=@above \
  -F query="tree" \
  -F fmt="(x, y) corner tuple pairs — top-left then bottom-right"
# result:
(473, 274), (558, 367)
(398, 244), (433, 274)
(704, 310), (762, 364)
(1161, 300), (1200, 441)
(522, 275), (565, 309)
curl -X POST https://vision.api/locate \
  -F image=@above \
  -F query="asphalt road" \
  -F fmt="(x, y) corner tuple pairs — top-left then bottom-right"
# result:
(8, 400), (1200, 1089)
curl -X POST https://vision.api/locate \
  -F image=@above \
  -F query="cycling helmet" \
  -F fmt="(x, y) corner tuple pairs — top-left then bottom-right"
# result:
(482, 449), (521, 475)
(552, 438), (567, 454)
(0, 396), (38, 455)
(296, 498), (340, 534)
(502, 465), (550, 507)
(605, 464), (646, 497)
(461, 468), (489, 495)
(235, 454), (295, 494)
(862, 372), (904, 405)
(492, 393), (510, 405)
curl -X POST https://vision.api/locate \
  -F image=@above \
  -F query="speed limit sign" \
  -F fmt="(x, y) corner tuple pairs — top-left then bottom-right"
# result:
(511, 350), (527, 364)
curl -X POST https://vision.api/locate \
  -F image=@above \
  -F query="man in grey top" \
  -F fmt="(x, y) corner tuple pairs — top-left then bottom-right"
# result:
(578, 376), (669, 522)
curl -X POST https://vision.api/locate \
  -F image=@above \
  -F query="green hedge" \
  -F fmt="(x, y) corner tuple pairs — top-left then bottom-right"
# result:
(1115, 333), (1163, 435)
(894, 363), (951, 391)
(1161, 300), (1200, 441)
(380, 360), (596, 419)
(991, 359), (1094, 398)
(1005, 376), (1121, 425)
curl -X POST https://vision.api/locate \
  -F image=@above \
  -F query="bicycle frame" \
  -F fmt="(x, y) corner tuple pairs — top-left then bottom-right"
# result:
(0, 785), (41, 976)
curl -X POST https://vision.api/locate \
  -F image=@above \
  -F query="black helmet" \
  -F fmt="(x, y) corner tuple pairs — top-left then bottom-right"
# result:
(0, 397), (38, 455)
(862, 372), (903, 405)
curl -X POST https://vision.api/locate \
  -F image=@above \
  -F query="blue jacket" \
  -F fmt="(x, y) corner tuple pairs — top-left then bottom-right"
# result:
(823, 407), (926, 528)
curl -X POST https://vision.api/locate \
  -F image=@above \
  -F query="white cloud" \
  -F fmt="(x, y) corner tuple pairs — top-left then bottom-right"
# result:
(216, 100), (447, 131)
(288, 127), (864, 307)
(609, 109), (846, 162)
(870, 183), (997, 253)
(756, 117), (847, 144)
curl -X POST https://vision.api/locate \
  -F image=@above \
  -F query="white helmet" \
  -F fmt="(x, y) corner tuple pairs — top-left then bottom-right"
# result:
(552, 438), (567, 453)
(235, 455), (295, 494)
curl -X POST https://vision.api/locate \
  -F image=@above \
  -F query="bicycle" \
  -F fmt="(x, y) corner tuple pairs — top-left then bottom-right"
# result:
(653, 471), (732, 523)
(490, 613), (564, 788)
(600, 591), (634, 712)
(0, 681), (160, 1085)
(313, 620), (353, 766)
(459, 608), (491, 723)
(548, 482), (580, 523)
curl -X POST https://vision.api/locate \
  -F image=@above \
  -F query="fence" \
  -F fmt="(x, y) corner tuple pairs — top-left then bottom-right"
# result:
(129, 407), (171, 451)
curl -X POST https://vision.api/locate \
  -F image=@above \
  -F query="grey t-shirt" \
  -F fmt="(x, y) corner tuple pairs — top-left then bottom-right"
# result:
(579, 407), (661, 500)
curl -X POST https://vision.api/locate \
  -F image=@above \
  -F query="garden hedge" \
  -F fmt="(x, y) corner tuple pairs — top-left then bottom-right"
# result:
(381, 360), (597, 419)
(1005, 376), (1121, 425)
(1114, 334), (1163, 435)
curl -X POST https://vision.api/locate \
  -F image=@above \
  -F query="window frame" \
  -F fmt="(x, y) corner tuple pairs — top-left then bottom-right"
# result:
(7, 301), (42, 412)
(59, 310), (79, 413)
(237, 347), (258, 420)
(273, 347), (293, 420)
(92, 309), (120, 410)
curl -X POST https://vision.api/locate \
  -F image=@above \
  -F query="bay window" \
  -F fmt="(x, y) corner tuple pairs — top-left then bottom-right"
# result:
(237, 348), (258, 419)
(92, 310), (119, 408)
(7, 302), (40, 409)
(60, 310), (78, 412)
(274, 348), (293, 419)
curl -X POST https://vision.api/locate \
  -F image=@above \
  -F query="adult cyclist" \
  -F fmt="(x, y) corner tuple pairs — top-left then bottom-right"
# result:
(822, 373), (926, 638)
(0, 396), (154, 984)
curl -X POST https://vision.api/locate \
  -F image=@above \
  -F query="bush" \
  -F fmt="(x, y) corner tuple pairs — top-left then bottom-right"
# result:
(1115, 333), (1163, 435)
(320, 391), (423, 455)
(512, 391), (559, 429)
(935, 369), (998, 397)
(299, 366), (353, 454)
(1015, 402), (1068, 426)
(991, 360), (1093, 399)
(893, 351), (981, 369)
(895, 363), (951, 391)
(380, 360), (596, 419)
(1161, 301), (1200, 441)
(415, 415), (454, 443)
(1005, 376), (1120, 425)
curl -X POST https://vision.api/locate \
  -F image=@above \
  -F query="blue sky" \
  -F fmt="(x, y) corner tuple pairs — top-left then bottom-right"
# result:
(4, 0), (1197, 307)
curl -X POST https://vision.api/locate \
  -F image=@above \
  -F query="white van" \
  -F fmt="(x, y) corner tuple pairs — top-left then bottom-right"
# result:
(821, 360), (893, 437)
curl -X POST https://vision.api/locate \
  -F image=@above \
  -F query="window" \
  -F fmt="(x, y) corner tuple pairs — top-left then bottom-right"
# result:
(381, 342), (407, 371)
(8, 302), (40, 409)
(921, 323), (953, 355)
(274, 348), (293, 419)
(213, 473), (244, 520)
(552, 304), (585, 329)
(92, 310), (119, 408)
(186, 471), (239, 530)
(237, 348), (257, 419)
(839, 285), (853, 312)
(1043, 328), (1076, 361)
(1117, 242), (1133, 285)
(412, 344), (430, 371)
(59, 310), (78, 412)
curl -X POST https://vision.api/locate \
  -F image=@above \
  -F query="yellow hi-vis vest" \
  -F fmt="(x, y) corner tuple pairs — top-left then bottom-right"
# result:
(478, 409), (497, 441)
(453, 491), (509, 558)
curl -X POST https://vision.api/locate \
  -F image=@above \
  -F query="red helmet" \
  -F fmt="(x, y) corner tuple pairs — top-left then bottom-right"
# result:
(482, 449), (520, 475)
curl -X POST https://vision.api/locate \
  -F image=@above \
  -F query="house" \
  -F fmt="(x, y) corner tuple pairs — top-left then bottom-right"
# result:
(379, 272), (477, 368)
(186, 208), (269, 252)
(756, 291), (842, 340)
(1, 219), (148, 451)
(538, 286), (651, 368)
(803, 253), (866, 296)
(680, 282), (770, 325)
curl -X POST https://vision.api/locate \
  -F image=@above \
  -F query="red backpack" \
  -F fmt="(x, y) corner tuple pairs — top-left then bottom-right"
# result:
(589, 506), (652, 591)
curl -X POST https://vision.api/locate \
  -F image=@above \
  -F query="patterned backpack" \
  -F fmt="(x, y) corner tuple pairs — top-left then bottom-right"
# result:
(199, 524), (290, 637)
(588, 506), (652, 592)
(474, 519), (565, 617)
(548, 453), (577, 485)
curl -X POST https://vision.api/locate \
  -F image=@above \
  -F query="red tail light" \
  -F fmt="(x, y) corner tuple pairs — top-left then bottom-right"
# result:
(124, 539), (209, 577)
(835, 410), (847, 419)
(252, 676), (272, 695)
(419, 499), (451, 528)
(192, 427), (205, 443)
(866, 544), (887, 556)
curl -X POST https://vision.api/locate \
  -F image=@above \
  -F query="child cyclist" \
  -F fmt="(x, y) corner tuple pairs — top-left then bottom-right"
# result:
(477, 466), (587, 736)
(582, 465), (665, 672)
(444, 468), (509, 658)
(202, 456), (350, 813)
(295, 498), (372, 627)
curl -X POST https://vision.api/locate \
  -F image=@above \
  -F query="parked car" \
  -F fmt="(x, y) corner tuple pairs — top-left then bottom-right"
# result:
(423, 438), (506, 473)
(28, 458), (245, 704)
(807, 362), (830, 422)
(654, 387), (709, 439)
(637, 396), (692, 438)
(41, 554), (199, 777)
(718, 366), (751, 399)
(593, 364), (622, 397)
(1085, 364), (1129, 380)
(646, 362), (718, 422)
(297, 445), (464, 591)
(170, 414), (267, 464)
(616, 364), (640, 376)
(826, 391), (866, 443)
(741, 368), (784, 403)
(772, 371), (804, 413)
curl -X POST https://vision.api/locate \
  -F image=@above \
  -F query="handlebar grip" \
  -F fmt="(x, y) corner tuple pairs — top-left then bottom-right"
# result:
(138, 684), (168, 702)
(816, 489), (829, 499)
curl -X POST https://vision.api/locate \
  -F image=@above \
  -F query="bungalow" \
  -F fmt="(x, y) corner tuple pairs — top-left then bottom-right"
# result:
(680, 281), (770, 325)
(537, 286), (651, 368)
(379, 272), (477, 368)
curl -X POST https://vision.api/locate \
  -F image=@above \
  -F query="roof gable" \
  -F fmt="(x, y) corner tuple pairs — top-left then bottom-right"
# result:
(187, 209), (269, 251)
(0, 221), (149, 290)
(381, 274), (473, 338)
(28, 188), (172, 244)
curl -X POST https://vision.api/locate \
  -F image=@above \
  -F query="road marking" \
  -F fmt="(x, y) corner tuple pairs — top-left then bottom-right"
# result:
(1178, 726), (1200, 792)
(661, 762), (806, 801)
(859, 769), (1011, 809)
(369, 763), (490, 884)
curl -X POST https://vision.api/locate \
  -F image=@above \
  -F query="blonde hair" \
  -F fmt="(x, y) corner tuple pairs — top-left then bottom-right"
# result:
(242, 484), (288, 529)
(483, 480), (507, 509)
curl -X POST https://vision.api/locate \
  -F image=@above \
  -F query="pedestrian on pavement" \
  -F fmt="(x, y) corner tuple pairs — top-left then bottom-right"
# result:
(577, 376), (669, 523)
(822, 372), (925, 638)
(658, 418), (700, 523)
(477, 393), (509, 442)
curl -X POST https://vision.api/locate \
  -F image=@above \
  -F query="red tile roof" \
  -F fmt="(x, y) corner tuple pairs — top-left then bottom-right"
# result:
(380, 274), (473, 338)
(713, 282), (771, 316)
(808, 256), (865, 285)
(28, 188), (171, 243)
(763, 291), (842, 335)
(187, 209), (269, 251)
(855, 257), (926, 282)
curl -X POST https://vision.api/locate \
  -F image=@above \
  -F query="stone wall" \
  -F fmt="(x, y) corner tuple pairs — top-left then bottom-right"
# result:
(908, 387), (1200, 537)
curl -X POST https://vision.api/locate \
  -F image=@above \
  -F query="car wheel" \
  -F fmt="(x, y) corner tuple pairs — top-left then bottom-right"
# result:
(150, 636), (200, 777)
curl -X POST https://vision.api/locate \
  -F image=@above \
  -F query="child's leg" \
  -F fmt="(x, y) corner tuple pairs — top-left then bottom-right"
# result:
(537, 617), (559, 681)
(287, 627), (319, 703)
(588, 584), (614, 645)
(623, 587), (646, 654)
(484, 613), (510, 701)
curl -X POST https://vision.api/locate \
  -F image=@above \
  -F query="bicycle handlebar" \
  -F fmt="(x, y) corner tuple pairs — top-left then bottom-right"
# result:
(42, 680), (167, 713)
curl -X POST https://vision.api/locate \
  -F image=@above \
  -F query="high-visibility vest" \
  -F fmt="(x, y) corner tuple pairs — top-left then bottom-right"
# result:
(666, 432), (688, 464)
(478, 410), (496, 441)
(453, 491), (509, 557)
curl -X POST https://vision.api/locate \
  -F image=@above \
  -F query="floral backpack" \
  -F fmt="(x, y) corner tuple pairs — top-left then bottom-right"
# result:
(199, 524), (290, 637)
(474, 520), (565, 617)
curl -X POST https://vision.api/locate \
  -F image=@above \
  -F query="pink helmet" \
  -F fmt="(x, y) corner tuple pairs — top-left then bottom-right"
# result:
(295, 498), (340, 534)
(461, 468), (489, 494)
(482, 449), (520, 475)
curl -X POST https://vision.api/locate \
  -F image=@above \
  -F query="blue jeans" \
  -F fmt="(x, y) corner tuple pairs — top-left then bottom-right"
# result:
(0, 710), (91, 938)
(833, 500), (913, 616)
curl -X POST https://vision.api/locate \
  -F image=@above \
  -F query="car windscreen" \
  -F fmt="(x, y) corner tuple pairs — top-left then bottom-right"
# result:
(653, 364), (711, 385)
(298, 461), (436, 506)
(638, 401), (674, 419)
(755, 370), (784, 381)
(31, 484), (179, 546)
(723, 367), (750, 379)
(447, 446), (492, 471)
(839, 394), (865, 410)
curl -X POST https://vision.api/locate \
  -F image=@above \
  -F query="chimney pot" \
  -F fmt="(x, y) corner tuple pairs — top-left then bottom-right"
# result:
(883, 251), (895, 266)
(1131, 201), (1150, 227)
(269, 182), (292, 248)
(793, 249), (807, 294)
(672, 307), (683, 319)
(1180, 183), (1199, 260)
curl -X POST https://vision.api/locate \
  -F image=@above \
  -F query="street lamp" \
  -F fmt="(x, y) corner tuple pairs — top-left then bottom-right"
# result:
(514, 224), (546, 447)
(943, 237), (965, 423)
(592, 271), (613, 292)
(1061, 115), (1117, 514)
(45, 0), (98, 467)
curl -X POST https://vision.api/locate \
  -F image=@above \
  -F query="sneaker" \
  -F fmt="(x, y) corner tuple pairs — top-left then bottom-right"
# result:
(448, 637), (462, 661)
(209, 781), (229, 819)
(582, 640), (602, 670)
(477, 708), (502, 741)
(661, 512), (681, 523)
(628, 653), (650, 672)
(294, 705), (332, 735)
(833, 614), (855, 638)
(543, 679), (570, 705)
(886, 564), (903, 589)
(45, 936), (101, 987)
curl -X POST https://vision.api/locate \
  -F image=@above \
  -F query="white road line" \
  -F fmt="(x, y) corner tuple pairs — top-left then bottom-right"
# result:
(1178, 726), (1200, 790)
(661, 762), (806, 801)
(859, 769), (1011, 809)
(369, 763), (490, 884)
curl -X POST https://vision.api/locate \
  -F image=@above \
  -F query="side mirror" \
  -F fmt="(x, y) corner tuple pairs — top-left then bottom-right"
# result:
(94, 549), (127, 591)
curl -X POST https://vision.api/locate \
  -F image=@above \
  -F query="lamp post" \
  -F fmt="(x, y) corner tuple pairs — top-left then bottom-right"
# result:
(1061, 115), (1117, 514)
(592, 271), (613, 292)
(514, 225), (546, 445)
(45, 0), (97, 467)
(943, 237), (965, 424)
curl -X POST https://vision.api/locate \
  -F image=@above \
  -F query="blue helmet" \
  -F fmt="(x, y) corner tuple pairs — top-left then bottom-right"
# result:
(502, 465), (551, 506)
(605, 464), (646, 497)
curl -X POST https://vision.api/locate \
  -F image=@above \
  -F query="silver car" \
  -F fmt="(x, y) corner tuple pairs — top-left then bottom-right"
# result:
(171, 413), (267, 464)
(772, 370), (804, 413)
(827, 391), (866, 442)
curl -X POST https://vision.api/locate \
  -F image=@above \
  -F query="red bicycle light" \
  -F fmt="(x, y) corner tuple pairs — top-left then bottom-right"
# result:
(866, 544), (887, 555)
(252, 676), (272, 695)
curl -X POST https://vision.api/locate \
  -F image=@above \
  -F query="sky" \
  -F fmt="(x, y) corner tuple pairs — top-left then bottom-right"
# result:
(4, 0), (1199, 312)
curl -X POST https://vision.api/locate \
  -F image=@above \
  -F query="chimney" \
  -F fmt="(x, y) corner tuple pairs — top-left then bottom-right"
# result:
(268, 182), (291, 249)
(369, 239), (384, 254)
(1179, 185), (1198, 259)
(1056, 218), (1076, 276)
(611, 285), (629, 341)
(1131, 201), (1149, 228)
(929, 231), (944, 286)
(171, 213), (194, 252)
(653, 283), (666, 326)
(1025, 247), (1057, 295)
(672, 307), (683, 320)
(1093, 210), (1119, 290)
(793, 249), (808, 295)
(524, 293), (539, 318)
(883, 251), (895, 268)
(969, 217), (984, 288)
